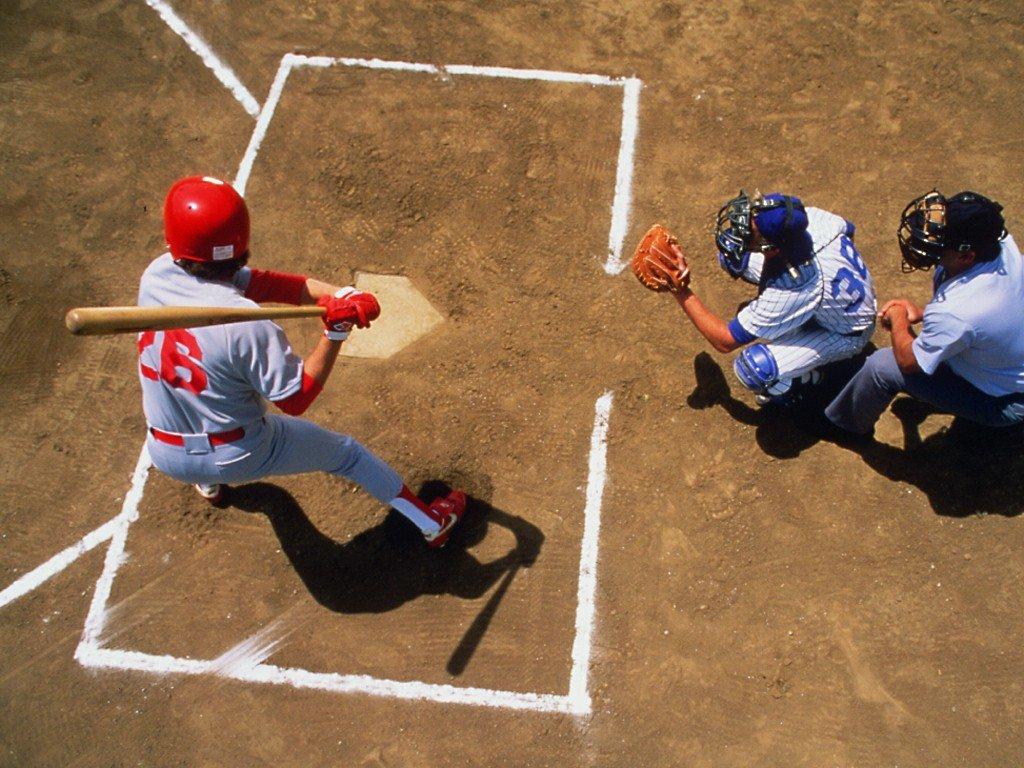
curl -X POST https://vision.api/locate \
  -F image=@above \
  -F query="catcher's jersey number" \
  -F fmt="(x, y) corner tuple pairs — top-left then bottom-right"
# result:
(138, 329), (208, 395)
(831, 236), (869, 313)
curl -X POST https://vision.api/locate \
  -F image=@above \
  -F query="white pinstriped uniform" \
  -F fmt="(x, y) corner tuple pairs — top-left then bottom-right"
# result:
(731, 208), (877, 385)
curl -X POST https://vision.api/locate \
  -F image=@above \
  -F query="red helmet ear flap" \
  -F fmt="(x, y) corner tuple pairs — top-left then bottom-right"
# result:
(164, 176), (249, 262)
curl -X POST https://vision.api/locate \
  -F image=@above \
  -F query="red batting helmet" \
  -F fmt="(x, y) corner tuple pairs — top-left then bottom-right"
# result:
(163, 176), (250, 262)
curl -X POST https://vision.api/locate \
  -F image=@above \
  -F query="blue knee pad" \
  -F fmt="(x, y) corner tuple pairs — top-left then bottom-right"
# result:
(733, 344), (779, 395)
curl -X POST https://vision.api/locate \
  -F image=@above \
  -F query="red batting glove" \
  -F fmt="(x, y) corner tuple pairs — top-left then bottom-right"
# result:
(317, 288), (380, 340)
(346, 292), (380, 328)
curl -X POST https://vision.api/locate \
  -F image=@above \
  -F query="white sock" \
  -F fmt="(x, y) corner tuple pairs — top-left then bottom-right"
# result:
(390, 493), (441, 534)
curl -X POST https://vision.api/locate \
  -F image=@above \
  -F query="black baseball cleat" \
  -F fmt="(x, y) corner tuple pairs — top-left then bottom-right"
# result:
(945, 418), (1024, 450)
(756, 370), (825, 409)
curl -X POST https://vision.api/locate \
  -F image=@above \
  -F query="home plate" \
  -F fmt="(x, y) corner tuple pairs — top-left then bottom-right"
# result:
(340, 272), (445, 359)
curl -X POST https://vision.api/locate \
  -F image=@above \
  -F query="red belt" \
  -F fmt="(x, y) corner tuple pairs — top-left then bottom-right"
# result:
(149, 426), (246, 447)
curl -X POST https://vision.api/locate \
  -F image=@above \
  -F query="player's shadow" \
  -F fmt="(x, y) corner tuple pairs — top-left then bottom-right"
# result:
(227, 479), (544, 674)
(687, 352), (1024, 517)
(686, 351), (821, 459)
(845, 400), (1024, 518)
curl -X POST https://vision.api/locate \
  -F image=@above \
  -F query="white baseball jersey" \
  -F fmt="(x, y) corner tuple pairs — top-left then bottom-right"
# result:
(136, 254), (304, 433)
(730, 207), (877, 342)
(135, 255), (408, 515)
(726, 207), (877, 385)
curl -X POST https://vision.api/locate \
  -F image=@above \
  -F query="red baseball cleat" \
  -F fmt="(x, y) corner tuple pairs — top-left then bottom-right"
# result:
(193, 483), (224, 504)
(423, 490), (467, 549)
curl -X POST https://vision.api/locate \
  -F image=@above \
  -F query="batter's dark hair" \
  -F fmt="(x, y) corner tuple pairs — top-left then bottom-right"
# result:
(174, 251), (250, 282)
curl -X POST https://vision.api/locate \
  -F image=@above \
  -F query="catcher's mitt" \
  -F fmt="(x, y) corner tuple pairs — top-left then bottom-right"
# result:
(631, 224), (690, 292)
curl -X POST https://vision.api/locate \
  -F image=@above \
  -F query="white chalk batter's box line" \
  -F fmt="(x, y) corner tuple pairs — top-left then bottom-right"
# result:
(69, 52), (632, 715)
(76, 394), (612, 715)
(235, 54), (642, 275)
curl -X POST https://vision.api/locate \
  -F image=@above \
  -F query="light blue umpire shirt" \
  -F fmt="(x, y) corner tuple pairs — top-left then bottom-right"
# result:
(912, 234), (1024, 397)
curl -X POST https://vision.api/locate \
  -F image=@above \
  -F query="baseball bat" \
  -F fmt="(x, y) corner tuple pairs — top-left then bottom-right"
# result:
(65, 305), (326, 336)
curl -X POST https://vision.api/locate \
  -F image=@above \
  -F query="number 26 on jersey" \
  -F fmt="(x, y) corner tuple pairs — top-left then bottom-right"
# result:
(138, 329), (208, 395)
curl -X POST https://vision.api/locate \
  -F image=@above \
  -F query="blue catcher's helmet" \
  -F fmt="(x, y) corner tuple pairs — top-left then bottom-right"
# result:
(715, 190), (808, 278)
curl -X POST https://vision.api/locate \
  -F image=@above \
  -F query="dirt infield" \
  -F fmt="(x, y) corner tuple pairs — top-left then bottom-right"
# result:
(2, 0), (1024, 765)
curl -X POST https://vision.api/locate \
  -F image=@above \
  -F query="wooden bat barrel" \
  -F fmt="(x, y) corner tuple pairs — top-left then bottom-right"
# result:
(64, 305), (326, 336)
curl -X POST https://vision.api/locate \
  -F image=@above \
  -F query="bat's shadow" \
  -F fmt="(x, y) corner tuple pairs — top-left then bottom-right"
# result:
(227, 478), (544, 674)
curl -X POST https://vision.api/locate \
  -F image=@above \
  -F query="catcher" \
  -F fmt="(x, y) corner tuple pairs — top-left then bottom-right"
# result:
(633, 191), (877, 405)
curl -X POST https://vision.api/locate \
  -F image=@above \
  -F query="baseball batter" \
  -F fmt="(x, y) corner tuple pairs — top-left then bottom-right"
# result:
(137, 175), (465, 547)
(632, 191), (877, 405)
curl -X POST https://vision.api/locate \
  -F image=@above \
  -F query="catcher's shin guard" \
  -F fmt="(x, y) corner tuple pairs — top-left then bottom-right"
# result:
(733, 343), (780, 399)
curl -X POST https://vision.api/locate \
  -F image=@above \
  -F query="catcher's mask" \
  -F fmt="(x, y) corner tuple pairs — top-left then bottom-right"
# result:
(897, 190), (1006, 272)
(715, 190), (805, 275)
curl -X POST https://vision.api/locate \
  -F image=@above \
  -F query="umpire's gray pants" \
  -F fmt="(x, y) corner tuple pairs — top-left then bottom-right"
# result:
(825, 347), (1024, 434)
(147, 414), (403, 504)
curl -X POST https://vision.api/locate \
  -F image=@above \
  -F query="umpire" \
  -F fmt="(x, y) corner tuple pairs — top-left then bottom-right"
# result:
(825, 190), (1024, 437)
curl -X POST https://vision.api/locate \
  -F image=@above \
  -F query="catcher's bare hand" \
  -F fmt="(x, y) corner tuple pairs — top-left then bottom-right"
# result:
(631, 224), (691, 293)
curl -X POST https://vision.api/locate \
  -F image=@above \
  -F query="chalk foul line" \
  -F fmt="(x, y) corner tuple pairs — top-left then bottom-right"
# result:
(0, 518), (117, 610)
(233, 54), (296, 194)
(0, 447), (152, 611)
(568, 391), (613, 711)
(142, 0), (261, 118)
(605, 78), (642, 275)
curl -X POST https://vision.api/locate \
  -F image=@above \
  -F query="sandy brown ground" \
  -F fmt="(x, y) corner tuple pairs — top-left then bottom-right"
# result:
(2, 0), (1024, 765)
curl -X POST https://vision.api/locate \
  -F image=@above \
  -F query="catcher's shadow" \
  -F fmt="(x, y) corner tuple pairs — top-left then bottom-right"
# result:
(687, 349), (878, 460)
(227, 480), (544, 673)
(687, 351), (818, 459)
